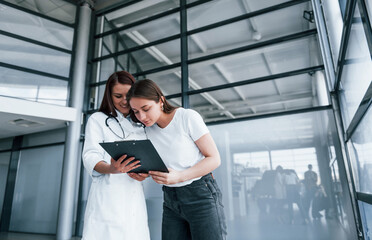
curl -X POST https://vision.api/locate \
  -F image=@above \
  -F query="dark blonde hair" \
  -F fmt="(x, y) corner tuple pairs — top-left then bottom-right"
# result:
(126, 79), (176, 122)
(99, 71), (135, 117)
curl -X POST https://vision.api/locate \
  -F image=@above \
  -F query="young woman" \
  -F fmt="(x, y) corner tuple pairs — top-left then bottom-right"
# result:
(127, 79), (227, 240)
(82, 71), (150, 240)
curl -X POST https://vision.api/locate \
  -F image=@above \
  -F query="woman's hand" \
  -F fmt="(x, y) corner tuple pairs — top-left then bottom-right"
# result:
(149, 168), (182, 185)
(128, 173), (149, 181)
(110, 154), (140, 174)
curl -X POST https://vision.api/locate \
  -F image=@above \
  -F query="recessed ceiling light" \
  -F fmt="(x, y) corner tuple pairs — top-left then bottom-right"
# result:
(9, 118), (45, 127)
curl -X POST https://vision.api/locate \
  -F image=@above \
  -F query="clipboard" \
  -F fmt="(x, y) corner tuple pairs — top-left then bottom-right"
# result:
(99, 139), (169, 173)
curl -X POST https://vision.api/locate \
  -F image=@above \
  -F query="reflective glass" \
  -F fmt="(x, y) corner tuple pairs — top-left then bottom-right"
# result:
(0, 35), (71, 77)
(0, 3), (74, 50)
(322, 0), (343, 72)
(205, 110), (356, 239)
(188, 2), (311, 59)
(3, 0), (76, 24)
(102, 0), (180, 29)
(367, 0), (372, 27)
(0, 67), (68, 106)
(0, 138), (13, 151)
(99, 11), (180, 55)
(347, 105), (372, 193)
(189, 73), (320, 122)
(187, 0), (291, 29)
(9, 145), (64, 234)
(0, 152), (11, 222)
(137, 67), (181, 96)
(22, 128), (67, 147)
(95, 38), (180, 77)
(359, 201), (372, 240)
(189, 36), (322, 89)
(339, 5), (372, 129)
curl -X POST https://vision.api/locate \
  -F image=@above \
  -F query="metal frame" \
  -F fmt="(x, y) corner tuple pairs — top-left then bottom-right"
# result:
(95, 0), (141, 17)
(93, 0), (310, 62)
(334, 0), (357, 91)
(0, 62), (69, 81)
(206, 105), (332, 126)
(324, 0), (372, 237)
(180, 0), (189, 108)
(95, 0), (213, 38)
(90, 28), (317, 87)
(0, 0), (77, 85)
(0, 30), (72, 54)
(0, 0), (75, 27)
(357, 192), (372, 205)
(0, 136), (23, 231)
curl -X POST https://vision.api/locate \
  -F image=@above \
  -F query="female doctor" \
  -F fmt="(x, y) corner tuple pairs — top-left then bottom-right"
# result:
(82, 71), (150, 240)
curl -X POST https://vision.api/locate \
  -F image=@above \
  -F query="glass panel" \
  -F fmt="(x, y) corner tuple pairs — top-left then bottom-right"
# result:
(137, 67), (181, 96)
(189, 36), (322, 89)
(0, 152), (11, 222)
(0, 3), (74, 50)
(347, 105), (372, 193)
(322, 0), (343, 72)
(101, 34), (118, 55)
(187, 0), (292, 29)
(102, 0), (179, 29)
(96, 13), (180, 56)
(76, 152), (92, 236)
(0, 35), (71, 77)
(207, 110), (356, 239)
(22, 128), (66, 147)
(271, 148), (319, 180)
(189, 73), (319, 122)
(339, 5), (372, 129)
(0, 138), (13, 151)
(367, 0), (372, 27)
(3, 0), (76, 24)
(128, 39), (180, 73)
(9, 145), (64, 234)
(359, 201), (372, 239)
(0, 67), (68, 106)
(188, 5), (316, 60)
(102, 11), (180, 51)
(168, 97), (182, 108)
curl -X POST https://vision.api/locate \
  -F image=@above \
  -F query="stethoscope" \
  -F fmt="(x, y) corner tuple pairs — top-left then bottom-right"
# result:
(105, 114), (147, 139)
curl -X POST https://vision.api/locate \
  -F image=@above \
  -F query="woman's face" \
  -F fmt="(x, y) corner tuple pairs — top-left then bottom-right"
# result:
(111, 83), (132, 116)
(129, 97), (162, 127)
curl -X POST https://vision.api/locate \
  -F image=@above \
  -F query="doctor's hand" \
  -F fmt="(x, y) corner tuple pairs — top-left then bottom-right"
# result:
(110, 155), (140, 174)
(149, 168), (182, 185)
(128, 173), (149, 181)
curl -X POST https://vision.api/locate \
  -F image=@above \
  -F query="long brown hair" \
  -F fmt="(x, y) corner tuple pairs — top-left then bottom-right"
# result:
(126, 79), (177, 122)
(99, 71), (135, 117)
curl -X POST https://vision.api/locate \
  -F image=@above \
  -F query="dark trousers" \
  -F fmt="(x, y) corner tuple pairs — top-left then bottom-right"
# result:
(286, 185), (307, 221)
(161, 174), (227, 240)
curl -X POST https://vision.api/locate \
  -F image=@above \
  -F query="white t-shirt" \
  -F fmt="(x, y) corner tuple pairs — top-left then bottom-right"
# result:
(145, 108), (209, 187)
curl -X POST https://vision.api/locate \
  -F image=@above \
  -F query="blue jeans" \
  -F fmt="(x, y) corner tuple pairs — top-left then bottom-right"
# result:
(162, 174), (227, 240)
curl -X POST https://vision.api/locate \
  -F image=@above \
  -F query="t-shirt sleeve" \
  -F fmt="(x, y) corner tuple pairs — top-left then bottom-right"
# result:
(82, 114), (105, 178)
(185, 109), (209, 141)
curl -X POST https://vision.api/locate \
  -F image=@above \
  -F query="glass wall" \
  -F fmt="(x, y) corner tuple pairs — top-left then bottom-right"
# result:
(0, 1), (76, 106)
(9, 145), (64, 234)
(0, 151), (11, 222)
(208, 110), (356, 239)
(85, 1), (346, 239)
(321, 0), (372, 238)
(89, 0), (327, 122)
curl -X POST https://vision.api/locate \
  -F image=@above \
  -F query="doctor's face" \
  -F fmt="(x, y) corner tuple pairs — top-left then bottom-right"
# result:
(129, 97), (162, 127)
(111, 83), (132, 117)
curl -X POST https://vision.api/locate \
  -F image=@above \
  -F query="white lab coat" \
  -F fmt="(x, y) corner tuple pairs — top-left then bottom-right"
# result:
(82, 111), (150, 240)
